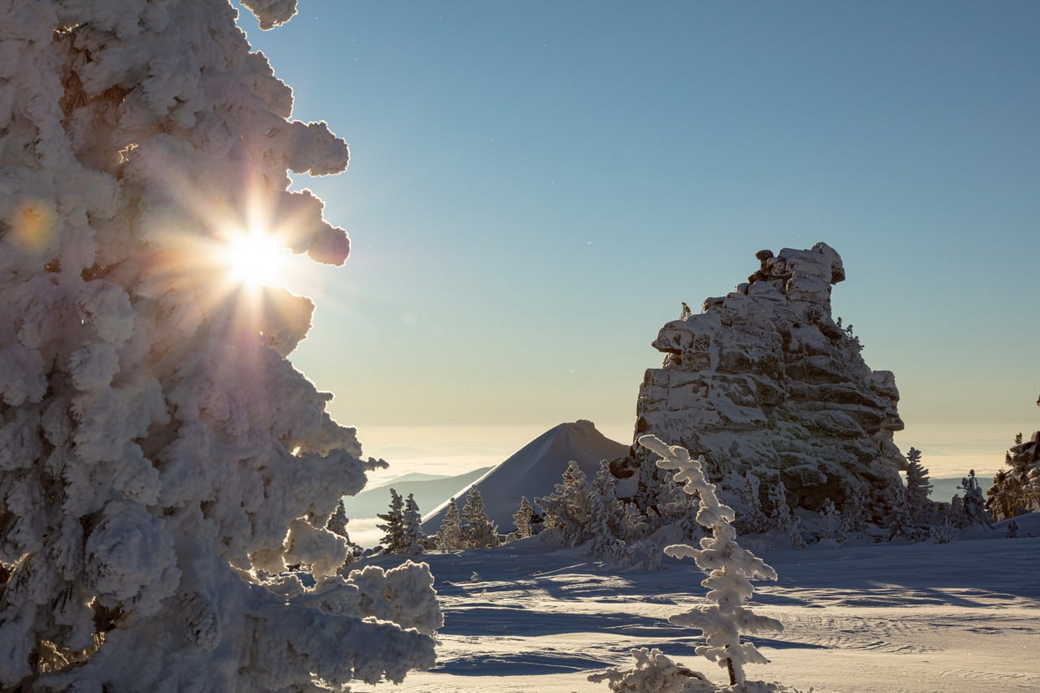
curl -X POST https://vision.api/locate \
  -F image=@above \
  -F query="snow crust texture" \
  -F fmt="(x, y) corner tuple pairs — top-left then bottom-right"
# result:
(632, 244), (906, 519)
(0, 1), (436, 689)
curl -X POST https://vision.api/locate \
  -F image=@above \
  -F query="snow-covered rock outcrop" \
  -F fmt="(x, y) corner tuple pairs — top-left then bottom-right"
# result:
(629, 244), (905, 520)
(422, 420), (627, 533)
(0, 1), (436, 689)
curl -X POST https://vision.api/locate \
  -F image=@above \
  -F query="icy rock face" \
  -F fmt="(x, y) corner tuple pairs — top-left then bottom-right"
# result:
(0, 1), (436, 690)
(633, 243), (905, 517)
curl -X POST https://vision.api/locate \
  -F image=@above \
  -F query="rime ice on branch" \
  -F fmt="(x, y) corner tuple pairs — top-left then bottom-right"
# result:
(638, 435), (783, 687)
(0, 1), (436, 690)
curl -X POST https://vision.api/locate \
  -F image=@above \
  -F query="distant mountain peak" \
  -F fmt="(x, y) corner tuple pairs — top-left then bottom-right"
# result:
(422, 420), (627, 533)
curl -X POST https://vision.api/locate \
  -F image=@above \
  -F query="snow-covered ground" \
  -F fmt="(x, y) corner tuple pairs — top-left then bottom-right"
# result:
(361, 522), (1040, 693)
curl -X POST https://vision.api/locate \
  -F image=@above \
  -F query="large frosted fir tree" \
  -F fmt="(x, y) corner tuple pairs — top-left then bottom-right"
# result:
(0, 1), (438, 689)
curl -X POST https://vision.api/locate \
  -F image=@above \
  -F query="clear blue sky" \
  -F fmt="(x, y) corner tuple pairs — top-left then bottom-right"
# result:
(235, 1), (1039, 475)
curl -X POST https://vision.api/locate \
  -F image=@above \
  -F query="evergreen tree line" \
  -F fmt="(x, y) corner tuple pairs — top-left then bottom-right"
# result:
(375, 440), (1011, 560)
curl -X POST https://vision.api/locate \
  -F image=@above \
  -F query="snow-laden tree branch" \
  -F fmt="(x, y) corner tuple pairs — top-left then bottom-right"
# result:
(0, 1), (437, 689)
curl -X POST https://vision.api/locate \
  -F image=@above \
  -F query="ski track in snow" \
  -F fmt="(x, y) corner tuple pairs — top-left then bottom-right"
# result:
(358, 532), (1040, 692)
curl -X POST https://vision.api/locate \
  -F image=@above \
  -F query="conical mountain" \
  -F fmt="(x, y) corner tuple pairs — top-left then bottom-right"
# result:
(422, 420), (627, 533)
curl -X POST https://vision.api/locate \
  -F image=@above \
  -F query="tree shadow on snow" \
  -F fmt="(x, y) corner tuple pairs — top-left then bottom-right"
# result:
(433, 652), (611, 676)
(440, 606), (685, 639)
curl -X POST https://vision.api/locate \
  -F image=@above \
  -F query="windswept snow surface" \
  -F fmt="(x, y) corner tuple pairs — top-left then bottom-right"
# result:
(423, 421), (628, 533)
(362, 515), (1040, 692)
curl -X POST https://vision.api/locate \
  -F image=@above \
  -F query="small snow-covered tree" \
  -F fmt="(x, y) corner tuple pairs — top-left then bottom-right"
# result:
(727, 472), (768, 535)
(327, 498), (350, 538)
(436, 497), (465, 550)
(638, 435), (783, 688)
(461, 489), (499, 549)
(840, 485), (868, 534)
(765, 477), (804, 548)
(588, 463), (632, 562)
(589, 647), (715, 693)
(817, 499), (845, 544)
(401, 493), (424, 556)
(621, 502), (650, 542)
(929, 518), (955, 544)
(904, 447), (933, 523)
(960, 469), (992, 526)
(634, 456), (665, 517)
(326, 499), (362, 566)
(377, 488), (406, 554)
(885, 484), (916, 541)
(593, 461), (628, 536)
(539, 460), (595, 546)
(948, 494), (968, 528)
(513, 496), (535, 539)
(0, 2), (437, 689)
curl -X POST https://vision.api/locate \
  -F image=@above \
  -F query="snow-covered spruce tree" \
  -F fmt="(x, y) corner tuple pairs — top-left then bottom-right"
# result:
(885, 484), (916, 541)
(635, 435), (784, 689)
(588, 463), (632, 563)
(377, 488), (406, 553)
(0, 2), (437, 689)
(621, 502), (650, 542)
(633, 455), (665, 519)
(461, 488), (499, 549)
(948, 493), (968, 528)
(904, 447), (933, 523)
(513, 496), (535, 539)
(817, 499), (846, 544)
(986, 430), (1040, 520)
(436, 497), (465, 550)
(728, 472), (768, 536)
(840, 486), (868, 534)
(401, 493), (424, 556)
(326, 499), (362, 567)
(764, 477), (804, 549)
(539, 460), (595, 546)
(593, 461), (628, 537)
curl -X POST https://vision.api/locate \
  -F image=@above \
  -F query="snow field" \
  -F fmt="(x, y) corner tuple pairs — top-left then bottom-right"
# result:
(361, 528), (1040, 692)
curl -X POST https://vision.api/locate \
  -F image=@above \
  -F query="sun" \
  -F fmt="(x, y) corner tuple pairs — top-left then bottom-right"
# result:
(222, 229), (289, 287)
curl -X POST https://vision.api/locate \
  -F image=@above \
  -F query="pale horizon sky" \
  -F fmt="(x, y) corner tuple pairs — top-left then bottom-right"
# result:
(234, 1), (1038, 479)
